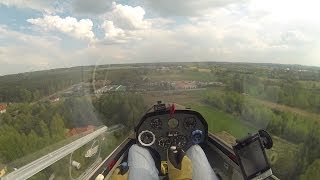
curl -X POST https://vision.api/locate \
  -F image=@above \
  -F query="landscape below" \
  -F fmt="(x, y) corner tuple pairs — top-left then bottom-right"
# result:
(0, 62), (319, 180)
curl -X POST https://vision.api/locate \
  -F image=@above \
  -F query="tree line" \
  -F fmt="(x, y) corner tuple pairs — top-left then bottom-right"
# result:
(0, 97), (99, 164)
(0, 92), (145, 172)
(28, 93), (146, 180)
(0, 68), (91, 103)
(204, 91), (320, 180)
(226, 73), (320, 113)
(93, 92), (146, 130)
(0, 102), (66, 164)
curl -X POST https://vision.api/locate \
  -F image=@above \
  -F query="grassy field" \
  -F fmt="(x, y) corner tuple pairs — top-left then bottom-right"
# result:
(143, 91), (257, 138)
(148, 70), (217, 82)
(189, 104), (256, 138)
(143, 90), (205, 106)
(249, 97), (320, 121)
(266, 136), (299, 179)
(186, 87), (320, 122)
(191, 104), (299, 179)
(298, 80), (320, 89)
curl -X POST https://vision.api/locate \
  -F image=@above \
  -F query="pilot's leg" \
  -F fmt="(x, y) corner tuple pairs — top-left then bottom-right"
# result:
(128, 144), (159, 180)
(186, 145), (219, 180)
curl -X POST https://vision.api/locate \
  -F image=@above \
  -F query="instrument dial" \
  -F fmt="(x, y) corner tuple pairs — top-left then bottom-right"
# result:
(158, 137), (171, 149)
(168, 118), (179, 129)
(172, 135), (188, 148)
(192, 130), (203, 144)
(138, 130), (156, 146)
(184, 117), (197, 129)
(151, 118), (162, 129)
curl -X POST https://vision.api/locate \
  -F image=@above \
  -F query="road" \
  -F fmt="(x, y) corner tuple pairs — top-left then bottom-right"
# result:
(2, 125), (123, 180)
(31, 85), (73, 104)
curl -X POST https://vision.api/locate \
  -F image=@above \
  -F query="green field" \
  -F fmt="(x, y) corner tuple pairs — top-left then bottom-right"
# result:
(148, 70), (217, 82)
(189, 104), (256, 138)
(188, 104), (298, 179)
(266, 136), (298, 179)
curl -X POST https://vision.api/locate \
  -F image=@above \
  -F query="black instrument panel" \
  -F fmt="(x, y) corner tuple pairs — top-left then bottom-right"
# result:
(135, 109), (208, 161)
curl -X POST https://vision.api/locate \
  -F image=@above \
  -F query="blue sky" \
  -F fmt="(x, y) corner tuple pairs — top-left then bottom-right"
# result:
(0, 0), (320, 75)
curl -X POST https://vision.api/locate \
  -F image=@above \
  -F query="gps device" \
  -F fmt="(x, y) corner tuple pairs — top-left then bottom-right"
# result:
(233, 133), (273, 180)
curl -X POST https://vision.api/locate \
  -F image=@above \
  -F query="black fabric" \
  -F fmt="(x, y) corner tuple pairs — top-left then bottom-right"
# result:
(168, 149), (185, 170)
(147, 147), (162, 174)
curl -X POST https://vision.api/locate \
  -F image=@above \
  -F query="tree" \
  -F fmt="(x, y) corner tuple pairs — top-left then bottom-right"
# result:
(303, 128), (320, 162)
(20, 89), (32, 102)
(0, 125), (26, 162)
(50, 114), (65, 140)
(27, 130), (40, 150)
(38, 120), (50, 138)
(93, 93), (146, 130)
(231, 78), (244, 93)
(265, 86), (282, 102)
(32, 90), (41, 101)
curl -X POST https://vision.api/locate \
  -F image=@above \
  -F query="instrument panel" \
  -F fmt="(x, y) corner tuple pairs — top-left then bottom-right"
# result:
(135, 109), (208, 161)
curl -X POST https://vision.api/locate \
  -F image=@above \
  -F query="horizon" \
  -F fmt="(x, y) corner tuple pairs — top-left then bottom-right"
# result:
(1, 60), (319, 77)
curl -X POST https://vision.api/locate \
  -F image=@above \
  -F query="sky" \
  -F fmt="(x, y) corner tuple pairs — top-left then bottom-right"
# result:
(0, 0), (320, 75)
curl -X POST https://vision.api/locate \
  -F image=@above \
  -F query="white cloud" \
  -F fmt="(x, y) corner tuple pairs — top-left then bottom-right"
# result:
(71, 0), (112, 15)
(2, 0), (320, 76)
(0, 0), (53, 12)
(142, 0), (244, 16)
(98, 2), (151, 43)
(99, 20), (147, 44)
(102, 21), (125, 38)
(279, 30), (311, 45)
(0, 26), (109, 75)
(27, 15), (95, 41)
(0, 25), (60, 48)
(101, 20), (128, 43)
(94, 0), (320, 66)
(0, 26), (67, 75)
(249, 0), (320, 23)
(93, 4), (316, 67)
(104, 2), (150, 30)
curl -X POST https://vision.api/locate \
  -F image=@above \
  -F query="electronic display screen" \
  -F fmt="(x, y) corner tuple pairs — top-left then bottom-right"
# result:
(234, 135), (271, 180)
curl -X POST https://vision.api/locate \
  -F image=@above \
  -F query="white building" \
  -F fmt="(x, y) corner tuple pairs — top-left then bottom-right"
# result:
(50, 97), (60, 103)
(0, 104), (7, 114)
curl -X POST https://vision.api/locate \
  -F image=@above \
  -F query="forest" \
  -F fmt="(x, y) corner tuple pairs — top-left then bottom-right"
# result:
(0, 92), (146, 174)
(0, 67), (92, 102)
(227, 73), (320, 113)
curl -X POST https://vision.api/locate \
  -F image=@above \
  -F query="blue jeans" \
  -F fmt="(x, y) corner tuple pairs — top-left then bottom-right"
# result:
(127, 144), (218, 180)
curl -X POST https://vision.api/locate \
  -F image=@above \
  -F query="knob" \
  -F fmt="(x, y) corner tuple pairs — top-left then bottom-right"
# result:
(192, 130), (203, 144)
